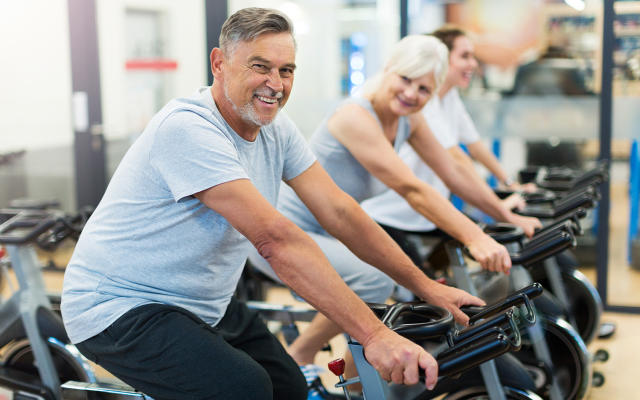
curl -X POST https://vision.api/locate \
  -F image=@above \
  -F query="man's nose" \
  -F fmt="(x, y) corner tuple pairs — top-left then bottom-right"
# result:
(266, 68), (284, 92)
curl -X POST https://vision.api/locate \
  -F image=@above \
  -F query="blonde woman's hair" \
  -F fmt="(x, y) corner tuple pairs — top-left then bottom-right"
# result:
(361, 35), (448, 96)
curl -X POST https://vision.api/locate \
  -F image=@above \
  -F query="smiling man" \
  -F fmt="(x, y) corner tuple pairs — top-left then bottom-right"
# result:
(61, 8), (483, 400)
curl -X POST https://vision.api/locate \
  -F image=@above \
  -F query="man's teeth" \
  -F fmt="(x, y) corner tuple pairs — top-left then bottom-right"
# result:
(257, 95), (277, 104)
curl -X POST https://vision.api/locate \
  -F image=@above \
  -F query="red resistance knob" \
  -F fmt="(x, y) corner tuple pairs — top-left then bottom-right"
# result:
(0, 246), (5, 259)
(328, 358), (345, 376)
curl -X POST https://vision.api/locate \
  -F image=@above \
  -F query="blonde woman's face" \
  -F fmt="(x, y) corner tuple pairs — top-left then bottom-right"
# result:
(383, 72), (435, 116)
(447, 36), (478, 89)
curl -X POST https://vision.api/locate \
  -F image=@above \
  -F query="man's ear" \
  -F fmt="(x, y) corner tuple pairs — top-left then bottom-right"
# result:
(210, 48), (224, 77)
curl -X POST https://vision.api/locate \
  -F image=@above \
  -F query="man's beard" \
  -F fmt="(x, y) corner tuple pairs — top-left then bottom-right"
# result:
(223, 82), (283, 127)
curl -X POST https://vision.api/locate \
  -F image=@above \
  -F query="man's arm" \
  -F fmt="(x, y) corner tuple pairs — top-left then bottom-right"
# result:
(194, 179), (438, 387)
(287, 162), (486, 316)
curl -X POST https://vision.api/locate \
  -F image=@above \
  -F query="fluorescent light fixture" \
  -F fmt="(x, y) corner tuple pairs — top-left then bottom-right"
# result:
(564, 0), (586, 11)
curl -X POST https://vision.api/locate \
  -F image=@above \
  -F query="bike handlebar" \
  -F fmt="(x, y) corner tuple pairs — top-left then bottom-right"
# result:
(0, 209), (58, 245)
(518, 191), (596, 219)
(436, 332), (512, 378)
(480, 222), (524, 244)
(379, 303), (455, 340)
(510, 230), (575, 266)
(461, 283), (542, 325)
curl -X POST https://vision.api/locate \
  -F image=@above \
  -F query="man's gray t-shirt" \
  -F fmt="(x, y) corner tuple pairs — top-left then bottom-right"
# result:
(61, 87), (315, 344)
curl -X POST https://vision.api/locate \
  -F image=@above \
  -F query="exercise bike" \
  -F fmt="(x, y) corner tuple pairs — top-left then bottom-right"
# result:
(323, 283), (544, 400)
(0, 209), (94, 399)
(477, 216), (610, 400)
(499, 163), (613, 344)
(247, 229), (578, 400)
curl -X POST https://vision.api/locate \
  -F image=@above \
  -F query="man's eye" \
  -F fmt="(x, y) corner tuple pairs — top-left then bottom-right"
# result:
(280, 68), (294, 77)
(252, 64), (269, 73)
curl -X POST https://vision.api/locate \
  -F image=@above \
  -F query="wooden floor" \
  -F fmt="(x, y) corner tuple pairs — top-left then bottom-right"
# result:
(576, 181), (640, 399)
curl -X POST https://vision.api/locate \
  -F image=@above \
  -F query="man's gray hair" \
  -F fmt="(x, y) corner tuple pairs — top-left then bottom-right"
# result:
(220, 7), (295, 56)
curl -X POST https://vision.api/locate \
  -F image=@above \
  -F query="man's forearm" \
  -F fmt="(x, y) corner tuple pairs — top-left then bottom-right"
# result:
(262, 227), (388, 344)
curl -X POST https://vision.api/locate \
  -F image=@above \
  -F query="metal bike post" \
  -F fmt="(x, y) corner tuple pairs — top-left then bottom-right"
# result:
(6, 244), (62, 399)
(510, 264), (565, 400)
(447, 243), (507, 400)
(349, 340), (390, 400)
(543, 257), (579, 328)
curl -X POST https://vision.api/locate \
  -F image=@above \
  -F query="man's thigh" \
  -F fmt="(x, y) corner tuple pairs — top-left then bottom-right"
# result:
(218, 298), (307, 400)
(76, 303), (277, 400)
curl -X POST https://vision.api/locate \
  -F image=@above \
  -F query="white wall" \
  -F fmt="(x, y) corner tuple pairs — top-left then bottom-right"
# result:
(0, 0), (397, 150)
(96, 0), (207, 141)
(0, 0), (207, 151)
(0, 0), (73, 151)
(228, 0), (399, 138)
(228, 0), (343, 137)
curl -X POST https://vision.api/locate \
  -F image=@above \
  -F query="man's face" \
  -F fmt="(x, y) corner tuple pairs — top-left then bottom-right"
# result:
(221, 32), (296, 127)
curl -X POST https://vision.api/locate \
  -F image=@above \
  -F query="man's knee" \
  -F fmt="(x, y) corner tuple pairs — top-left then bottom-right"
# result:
(274, 368), (307, 400)
(229, 363), (274, 399)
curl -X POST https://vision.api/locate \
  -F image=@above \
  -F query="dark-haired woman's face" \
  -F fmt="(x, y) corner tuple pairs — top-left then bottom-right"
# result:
(447, 36), (478, 89)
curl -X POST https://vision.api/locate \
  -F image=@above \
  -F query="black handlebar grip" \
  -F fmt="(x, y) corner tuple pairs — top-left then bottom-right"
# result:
(552, 194), (595, 217)
(0, 210), (57, 245)
(462, 283), (543, 325)
(535, 210), (584, 237)
(523, 189), (556, 204)
(379, 303), (454, 341)
(454, 310), (514, 345)
(437, 333), (511, 378)
(510, 231), (575, 266)
(526, 220), (575, 249)
(481, 223), (524, 244)
(391, 304), (454, 340)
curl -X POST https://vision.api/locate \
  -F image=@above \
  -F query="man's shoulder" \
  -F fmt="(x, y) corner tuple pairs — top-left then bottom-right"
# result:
(165, 89), (216, 121)
(155, 90), (230, 136)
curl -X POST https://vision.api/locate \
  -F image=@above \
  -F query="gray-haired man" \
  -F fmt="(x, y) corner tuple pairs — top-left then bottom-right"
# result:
(62, 7), (482, 399)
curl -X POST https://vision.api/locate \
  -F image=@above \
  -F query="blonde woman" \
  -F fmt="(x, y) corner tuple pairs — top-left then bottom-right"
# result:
(249, 34), (540, 395)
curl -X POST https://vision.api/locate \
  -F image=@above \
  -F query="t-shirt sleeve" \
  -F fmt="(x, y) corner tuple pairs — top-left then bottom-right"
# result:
(279, 113), (316, 181)
(454, 94), (481, 145)
(149, 110), (249, 202)
(423, 105), (457, 149)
